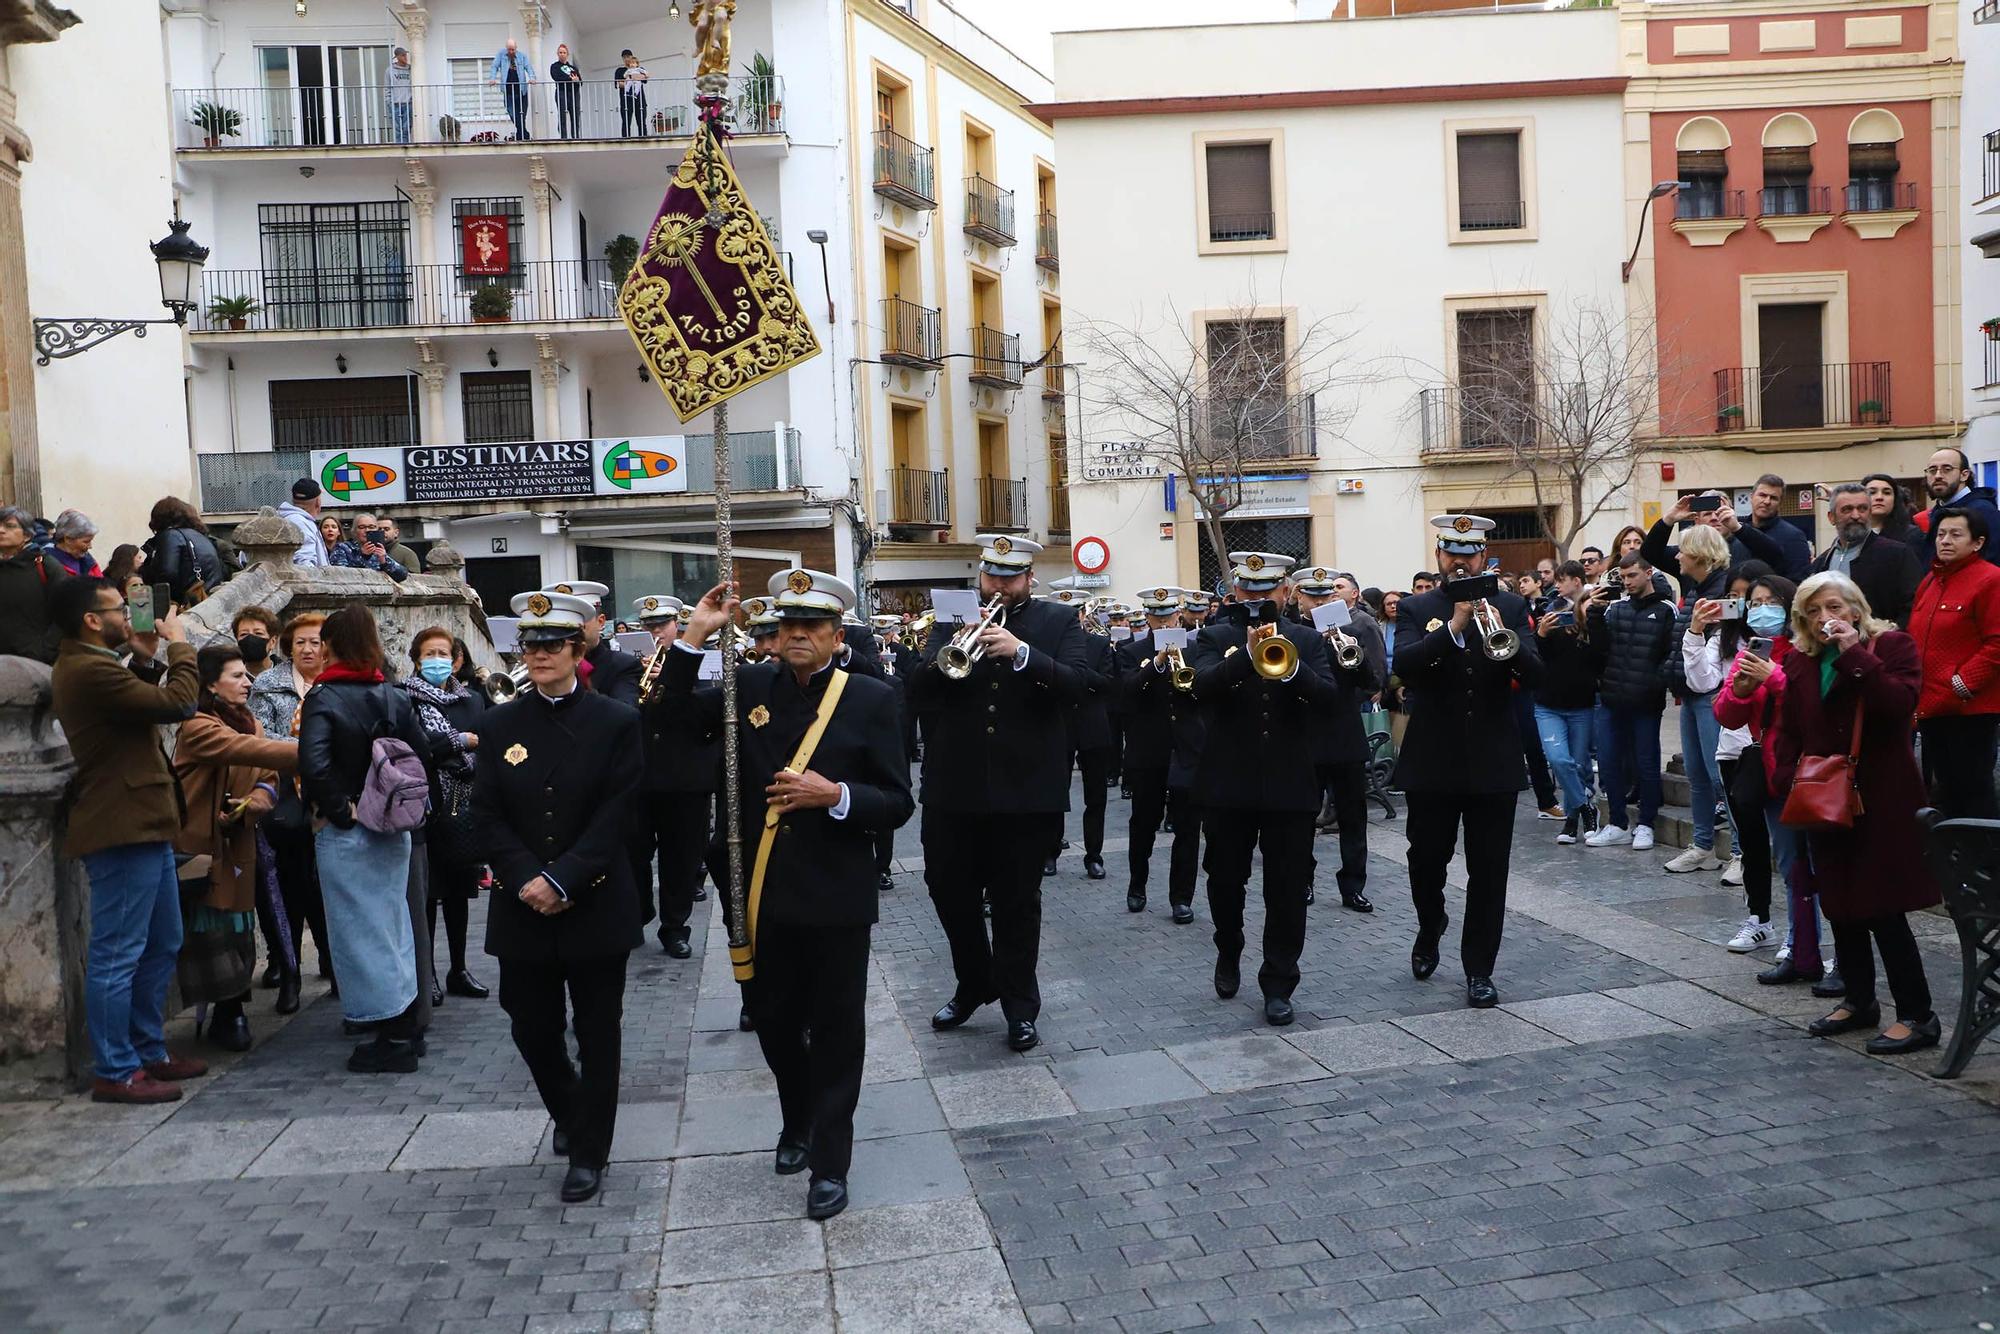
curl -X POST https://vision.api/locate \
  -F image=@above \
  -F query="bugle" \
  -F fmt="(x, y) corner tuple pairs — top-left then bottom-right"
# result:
(1471, 599), (1520, 661)
(1248, 622), (1298, 681)
(899, 610), (936, 652)
(939, 594), (1006, 679)
(1161, 644), (1196, 691)
(636, 642), (671, 703)
(1325, 625), (1364, 670)
(477, 665), (529, 703)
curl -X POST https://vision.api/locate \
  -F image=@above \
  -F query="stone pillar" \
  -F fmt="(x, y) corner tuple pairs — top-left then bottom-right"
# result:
(233, 504), (307, 573)
(422, 535), (465, 582)
(528, 154), (553, 319)
(0, 655), (86, 1078)
(519, 4), (545, 140)
(415, 339), (447, 445)
(400, 4), (430, 131)
(536, 334), (562, 440)
(407, 163), (437, 293)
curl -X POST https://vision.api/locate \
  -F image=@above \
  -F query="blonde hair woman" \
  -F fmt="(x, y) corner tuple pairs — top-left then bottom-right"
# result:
(1661, 519), (1738, 875)
(1777, 572), (1938, 1054)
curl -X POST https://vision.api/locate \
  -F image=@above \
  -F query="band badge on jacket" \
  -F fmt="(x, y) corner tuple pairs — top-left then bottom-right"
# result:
(749, 705), (771, 728)
(1426, 619), (1444, 633)
(505, 743), (529, 765)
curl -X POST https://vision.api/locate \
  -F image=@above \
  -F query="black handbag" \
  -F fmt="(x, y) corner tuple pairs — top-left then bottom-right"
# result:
(426, 779), (484, 869)
(265, 777), (311, 834)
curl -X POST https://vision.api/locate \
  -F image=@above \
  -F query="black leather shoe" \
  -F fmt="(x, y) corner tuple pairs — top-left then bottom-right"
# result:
(1411, 936), (1441, 982)
(1119, 787), (1133, 801)
(209, 1012), (252, 1052)
(274, 974), (301, 1015)
(1305, 887), (1316, 906)
(693, 885), (708, 901)
(1007, 1020), (1039, 1052)
(1084, 856), (1106, 880)
(1809, 1003), (1881, 1037)
(662, 933), (693, 960)
(347, 1038), (418, 1074)
(931, 996), (984, 1030)
(1757, 957), (1822, 986)
(445, 968), (489, 999)
(1214, 956), (1240, 1000)
(1864, 1014), (1941, 1055)
(429, 981), (445, 1009)
(877, 872), (894, 894)
(806, 1177), (848, 1220)
(774, 1135), (809, 1175)
(1126, 891), (1146, 913)
(552, 1125), (570, 1157)
(260, 963), (282, 990)
(1041, 856), (1059, 877)
(738, 1006), (755, 1033)
(1264, 996), (1295, 1026)
(1162, 816), (1175, 834)
(1466, 976), (1499, 1009)
(1340, 891), (1374, 914)
(1811, 968), (1847, 999)
(1171, 904), (1194, 925)
(560, 1164), (602, 1203)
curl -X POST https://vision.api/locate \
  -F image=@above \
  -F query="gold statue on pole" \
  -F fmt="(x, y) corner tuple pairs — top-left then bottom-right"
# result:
(691, 0), (736, 79)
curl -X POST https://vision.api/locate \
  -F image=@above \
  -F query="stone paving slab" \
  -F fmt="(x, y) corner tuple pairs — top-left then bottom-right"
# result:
(1499, 992), (1688, 1043)
(653, 1271), (834, 1334)
(1053, 1050), (1208, 1113)
(833, 1246), (1032, 1333)
(391, 1108), (549, 1170)
(1165, 1033), (1334, 1094)
(934, 1065), (1079, 1129)
(1386, 1007), (1570, 1060)
(1607, 980), (1764, 1029)
(1280, 1018), (1456, 1076)
(93, 1115), (288, 1186)
(656, 1217), (825, 1284)
(242, 1111), (420, 1177)
(822, 1196), (998, 1270)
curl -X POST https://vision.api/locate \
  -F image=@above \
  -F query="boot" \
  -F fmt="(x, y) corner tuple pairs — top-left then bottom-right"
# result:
(1315, 790), (1338, 832)
(347, 1036), (418, 1074)
(274, 972), (301, 1015)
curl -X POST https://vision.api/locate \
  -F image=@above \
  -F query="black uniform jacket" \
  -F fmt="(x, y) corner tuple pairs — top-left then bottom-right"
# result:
(640, 635), (718, 796)
(1390, 586), (1545, 795)
(475, 687), (645, 961)
(1068, 632), (1116, 753)
(1115, 630), (1206, 789)
(1293, 616), (1380, 767)
(1188, 614), (1339, 812)
(657, 646), (912, 928)
(585, 640), (644, 706)
(908, 596), (1092, 813)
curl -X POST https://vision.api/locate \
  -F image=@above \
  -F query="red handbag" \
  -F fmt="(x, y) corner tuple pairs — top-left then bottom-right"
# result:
(1780, 695), (1865, 831)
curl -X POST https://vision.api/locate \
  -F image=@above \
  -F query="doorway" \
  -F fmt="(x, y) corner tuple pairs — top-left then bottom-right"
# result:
(464, 555), (543, 619)
(1758, 303), (1824, 430)
(258, 43), (393, 146)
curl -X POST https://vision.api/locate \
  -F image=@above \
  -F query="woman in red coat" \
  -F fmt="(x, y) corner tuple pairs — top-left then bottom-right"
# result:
(1774, 572), (1938, 1055)
(1906, 506), (2000, 819)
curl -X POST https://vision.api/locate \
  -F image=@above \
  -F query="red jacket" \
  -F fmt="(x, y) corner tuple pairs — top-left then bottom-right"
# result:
(1714, 634), (1795, 787)
(1907, 554), (2000, 717)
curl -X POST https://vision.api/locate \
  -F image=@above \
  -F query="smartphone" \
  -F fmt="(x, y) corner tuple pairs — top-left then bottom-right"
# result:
(1548, 610), (1577, 628)
(129, 582), (171, 633)
(1748, 636), (1776, 661)
(1444, 571), (1501, 604)
(1690, 493), (1724, 513)
(1715, 597), (1746, 620)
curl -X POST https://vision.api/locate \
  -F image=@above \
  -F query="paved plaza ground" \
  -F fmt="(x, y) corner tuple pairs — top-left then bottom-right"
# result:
(2, 770), (1998, 1333)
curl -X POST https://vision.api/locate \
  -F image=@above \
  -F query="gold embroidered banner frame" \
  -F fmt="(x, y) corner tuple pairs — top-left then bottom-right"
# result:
(619, 131), (821, 422)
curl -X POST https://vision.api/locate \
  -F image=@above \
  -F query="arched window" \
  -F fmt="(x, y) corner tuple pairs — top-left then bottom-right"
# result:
(1675, 117), (1733, 218)
(1846, 109), (1905, 213)
(1761, 114), (1820, 216)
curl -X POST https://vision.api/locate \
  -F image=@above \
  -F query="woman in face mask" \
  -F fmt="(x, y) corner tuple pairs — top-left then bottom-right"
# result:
(401, 627), (489, 1008)
(232, 607), (280, 677)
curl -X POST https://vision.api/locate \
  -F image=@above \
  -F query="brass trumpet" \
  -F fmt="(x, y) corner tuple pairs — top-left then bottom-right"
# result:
(477, 665), (529, 703)
(1471, 599), (1520, 661)
(899, 610), (936, 653)
(939, 594), (1006, 679)
(1248, 622), (1298, 681)
(636, 642), (672, 703)
(1325, 625), (1364, 671)
(1161, 644), (1196, 691)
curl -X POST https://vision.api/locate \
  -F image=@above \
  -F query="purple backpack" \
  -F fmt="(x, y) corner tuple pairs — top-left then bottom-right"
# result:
(356, 735), (429, 833)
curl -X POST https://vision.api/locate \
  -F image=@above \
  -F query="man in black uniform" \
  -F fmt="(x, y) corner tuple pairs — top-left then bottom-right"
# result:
(1190, 553), (1339, 1026)
(629, 593), (717, 958)
(1392, 514), (1544, 1009)
(870, 613), (917, 893)
(544, 580), (643, 706)
(476, 590), (643, 1204)
(1290, 568), (1380, 912)
(1046, 589), (1114, 879)
(912, 534), (1091, 1052)
(1118, 587), (1205, 921)
(663, 570), (913, 1221)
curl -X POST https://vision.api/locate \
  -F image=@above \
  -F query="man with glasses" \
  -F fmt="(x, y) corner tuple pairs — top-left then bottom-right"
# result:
(1914, 448), (2000, 569)
(48, 577), (204, 1103)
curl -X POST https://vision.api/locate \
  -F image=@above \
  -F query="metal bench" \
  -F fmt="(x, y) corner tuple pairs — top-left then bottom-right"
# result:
(1366, 731), (1398, 820)
(1918, 809), (2000, 1080)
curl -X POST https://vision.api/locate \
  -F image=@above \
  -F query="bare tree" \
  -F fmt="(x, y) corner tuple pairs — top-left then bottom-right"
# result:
(1071, 299), (1360, 577)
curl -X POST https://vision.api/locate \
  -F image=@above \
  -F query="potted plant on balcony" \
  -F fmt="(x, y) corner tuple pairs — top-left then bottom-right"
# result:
(1857, 399), (1885, 424)
(742, 52), (779, 130)
(604, 234), (641, 284)
(206, 294), (260, 331)
(190, 101), (242, 148)
(469, 282), (514, 324)
(1982, 316), (2000, 341)
(1717, 403), (1745, 429)
(437, 113), (462, 142)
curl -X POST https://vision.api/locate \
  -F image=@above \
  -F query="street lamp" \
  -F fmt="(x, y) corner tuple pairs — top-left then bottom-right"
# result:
(34, 211), (210, 363)
(1620, 180), (1682, 284)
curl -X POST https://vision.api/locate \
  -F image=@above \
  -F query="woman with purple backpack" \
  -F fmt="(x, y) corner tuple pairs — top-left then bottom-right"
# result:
(299, 606), (432, 1074)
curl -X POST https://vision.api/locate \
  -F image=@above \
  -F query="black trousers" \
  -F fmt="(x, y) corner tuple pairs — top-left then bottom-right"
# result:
(620, 91), (646, 137)
(267, 823), (328, 979)
(555, 83), (579, 138)
(1078, 746), (1113, 858)
(498, 951), (629, 1168)
(1830, 913), (1933, 1023)
(923, 809), (1061, 1023)
(1202, 808), (1314, 999)
(1512, 690), (1557, 810)
(749, 922), (868, 1181)
(1106, 717), (1125, 783)
(1920, 715), (2000, 821)
(633, 793), (711, 943)
(875, 828), (895, 876)
(1720, 756), (1772, 921)
(1404, 790), (1516, 979)
(504, 79), (530, 139)
(1316, 761), (1370, 899)
(1126, 765), (1199, 906)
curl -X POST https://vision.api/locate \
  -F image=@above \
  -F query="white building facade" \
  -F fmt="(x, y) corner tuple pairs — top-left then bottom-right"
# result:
(1968, 0), (2000, 471)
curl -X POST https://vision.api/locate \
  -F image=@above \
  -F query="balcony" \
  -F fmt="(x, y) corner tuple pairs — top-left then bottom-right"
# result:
(968, 326), (1022, 389)
(1047, 483), (1071, 536)
(1713, 363), (1892, 433)
(880, 298), (942, 368)
(964, 175), (1017, 246)
(1984, 132), (2000, 205)
(1458, 200), (1525, 232)
(1676, 187), (1745, 221)
(1035, 212), (1059, 272)
(873, 129), (936, 210)
(173, 76), (781, 153)
(1843, 180), (1921, 239)
(195, 260), (625, 334)
(1760, 184), (1831, 217)
(1977, 0), (1998, 23)
(978, 476), (1030, 531)
(1208, 211), (1275, 244)
(1418, 385), (1541, 454)
(1192, 393), (1318, 461)
(1980, 336), (2000, 391)
(888, 466), (950, 527)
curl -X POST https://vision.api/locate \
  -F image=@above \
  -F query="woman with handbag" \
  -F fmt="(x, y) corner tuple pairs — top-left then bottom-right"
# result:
(253, 611), (329, 1007)
(402, 627), (489, 1007)
(1773, 572), (1939, 1055)
(173, 644), (298, 1051)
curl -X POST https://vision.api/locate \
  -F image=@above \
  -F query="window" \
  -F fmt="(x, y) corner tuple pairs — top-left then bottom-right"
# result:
(1757, 303), (1825, 429)
(258, 201), (410, 329)
(874, 71), (908, 135)
(1675, 116), (1733, 219)
(449, 57), (506, 123)
(1761, 113), (1819, 216)
(1456, 309), (1535, 449)
(1846, 109), (1906, 213)
(1456, 132), (1523, 231)
(461, 370), (534, 444)
(1203, 318), (1305, 459)
(891, 403), (923, 473)
(964, 122), (995, 178)
(1204, 142), (1274, 242)
(269, 375), (421, 449)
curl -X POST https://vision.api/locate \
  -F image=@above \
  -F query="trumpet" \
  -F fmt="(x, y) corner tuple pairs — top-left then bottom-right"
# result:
(1161, 644), (1195, 692)
(635, 642), (672, 703)
(1248, 621), (1298, 681)
(1324, 625), (1364, 671)
(939, 594), (1007, 679)
(477, 665), (529, 703)
(1471, 599), (1521, 661)
(899, 611), (936, 653)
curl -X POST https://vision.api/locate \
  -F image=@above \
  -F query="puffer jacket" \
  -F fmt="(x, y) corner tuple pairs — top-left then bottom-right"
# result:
(1587, 587), (1677, 712)
(298, 675), (428, 828)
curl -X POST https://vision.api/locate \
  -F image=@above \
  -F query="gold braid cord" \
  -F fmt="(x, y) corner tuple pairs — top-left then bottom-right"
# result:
(618, 131), (821, 423)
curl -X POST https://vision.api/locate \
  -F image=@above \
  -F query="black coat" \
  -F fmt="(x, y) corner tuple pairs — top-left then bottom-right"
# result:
(1913, 486), (2000, 569)
(1808, 533), (1924, 627)
(585, 639), (644, 706)
(1115, 630), (1205, 788)
(1532, 615), (1600, 712)
(1663, 566), (1727, 699)
(298, 678), (429, 827)
(640, 636), (717, 796)
(1187, 614), (1339, 812)
(1389, 587), (1543, 795)
(0, 548), (64, 663)
(1296, 617), (1380, 767)
(839, 623), (890, 682)
(143, 525), (225, 606)
(1069, 633), (1116, 752)
(1587, 587), (1677, 712)
(474, 687), (644, 961)
(1748, 516), (1813, 583)
(908, 596), (1092, 813)
(658, 647), (912, 928)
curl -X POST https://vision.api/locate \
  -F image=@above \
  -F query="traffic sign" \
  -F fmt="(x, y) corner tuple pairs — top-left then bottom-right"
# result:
(1072, 535), (1110, 574)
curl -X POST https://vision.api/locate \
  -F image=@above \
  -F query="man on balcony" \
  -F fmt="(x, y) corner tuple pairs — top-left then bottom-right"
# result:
(386, 48), (413, 145)
(488, 37), (534, 141)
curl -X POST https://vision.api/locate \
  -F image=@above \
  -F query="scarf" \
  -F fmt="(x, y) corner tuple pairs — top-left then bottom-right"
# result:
(400, 674), (473, 806)
(317, 661), (385, 685)
(200, 692), (260, 737)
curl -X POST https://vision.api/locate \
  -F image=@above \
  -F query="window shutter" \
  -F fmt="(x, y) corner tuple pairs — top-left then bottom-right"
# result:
(1205, 143), (1273, 239)
(1676, 149), (1728, 180)
(1456, 132), (1522, 228)
(1847, 142), (1899, 173)
(1762, 146), (1814, 176)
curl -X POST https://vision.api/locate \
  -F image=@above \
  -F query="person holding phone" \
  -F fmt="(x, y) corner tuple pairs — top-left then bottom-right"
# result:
(327, 511), (410, 582)
(1532, 561), (1598, 846)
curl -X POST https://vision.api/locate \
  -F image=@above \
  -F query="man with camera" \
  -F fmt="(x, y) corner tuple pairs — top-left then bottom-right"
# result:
(1532, 560), (1601, 847)
(328, 512), (410, 583)
(1582, 552), (1675, 851)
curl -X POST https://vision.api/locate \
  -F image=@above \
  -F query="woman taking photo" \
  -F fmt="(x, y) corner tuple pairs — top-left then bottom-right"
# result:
(1699, 574), (1797, 949)
(1776, 573), (1938, 1054)
(1656, 522), (1736, 875)
(299, 606), (431, 1073)
(173, 645), (299, 1051)
(252, 612), (329, 1006)
(401, 627), (490, 1005)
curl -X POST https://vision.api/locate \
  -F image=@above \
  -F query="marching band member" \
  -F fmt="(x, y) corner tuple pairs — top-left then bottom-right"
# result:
(1391, 515), (1543, 1009)
(631, 594), (716, 957)
(1050, 590), (1114, 880)
(544, 580), (643, 705)
(664, 570), (913, 1221)
(1189, 553), (1338, 1026)
(913, 535), (1092, 1052)
(1289, 567), (1381, 913)
(870, 612), (913, 893)
(475, 591), (644, 1204)
(1117, 587), (1206, 921)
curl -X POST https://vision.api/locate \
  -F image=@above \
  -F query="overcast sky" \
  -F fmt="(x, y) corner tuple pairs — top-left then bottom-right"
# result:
(950, 0), (1297, 76)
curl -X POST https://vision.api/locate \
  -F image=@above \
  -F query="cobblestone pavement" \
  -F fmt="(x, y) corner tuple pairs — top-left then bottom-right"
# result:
(1, 763), (1997, 1333)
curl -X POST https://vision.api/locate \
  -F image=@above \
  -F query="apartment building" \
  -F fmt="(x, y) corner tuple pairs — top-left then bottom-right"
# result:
(1968, 0), (1999, 471)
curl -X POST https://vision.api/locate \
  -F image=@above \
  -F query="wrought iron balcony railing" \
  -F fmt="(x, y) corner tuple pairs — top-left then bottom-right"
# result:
(1676, 187), (1745, 220)
(196, 260), (620, 332)
(1192, 393), (1318, 461)
(881, 298), (942, 367)
(889, 465), (950, 526)
(1208, 211), (1274, 243)
(965, 175), (1017, 246)
(1845, 180), (1919, 214)
(1035, 212), (1059, 271)
(1458, 199), (1525, 231)
(968, 326), (1022, 388)
(1759, 184), (1833, 217)
(873, 128), (936, 210)
(1713, 362), (1892, 432)
(978, 476), (1029, 531)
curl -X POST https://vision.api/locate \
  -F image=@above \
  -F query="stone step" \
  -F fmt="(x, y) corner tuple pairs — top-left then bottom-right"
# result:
(1590, 799), (1734, 856)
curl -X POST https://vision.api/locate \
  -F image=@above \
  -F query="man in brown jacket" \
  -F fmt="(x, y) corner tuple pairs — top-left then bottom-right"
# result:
(48, 576), (205, 1103)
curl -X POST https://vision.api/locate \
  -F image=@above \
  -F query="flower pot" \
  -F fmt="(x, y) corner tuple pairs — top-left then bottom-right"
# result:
(226, 318), (247, 331)
(473, 314), (510, 324)
(203, 135), (219, 149)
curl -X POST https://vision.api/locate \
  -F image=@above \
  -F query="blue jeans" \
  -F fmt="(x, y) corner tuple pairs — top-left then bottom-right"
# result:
(1601, 706), (1663, 830)
(390, 100), (412, 144)
(82, 843), (182, 1081)
(1680, 693), (1734, 852)
(1534, 704), (1597, 814)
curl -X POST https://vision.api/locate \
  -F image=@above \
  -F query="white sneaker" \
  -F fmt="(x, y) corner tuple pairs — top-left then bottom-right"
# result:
(1720, 857), (1744, 887)
(1585, 825), (1631, 847)
(1632, 825), (1656, 851)
(1774, 944), (1792, 964)
(1664, 846), (1719, 874)
(1726, 917), (1775, 952)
